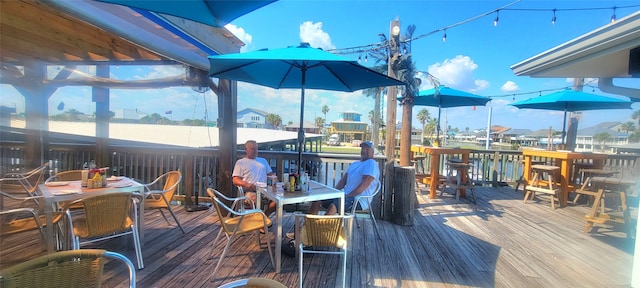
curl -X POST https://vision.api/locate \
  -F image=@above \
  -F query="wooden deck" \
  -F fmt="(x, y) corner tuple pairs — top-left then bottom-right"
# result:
(1, 184), (636, 287)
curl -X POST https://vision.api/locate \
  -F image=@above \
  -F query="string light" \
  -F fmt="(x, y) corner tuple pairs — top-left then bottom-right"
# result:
(325, 4), (640, 57)
(442, 30), (447, 43)
(364, 54), (368, 63)
(357, 55), (362, 63)
(611, 6), (617, 23)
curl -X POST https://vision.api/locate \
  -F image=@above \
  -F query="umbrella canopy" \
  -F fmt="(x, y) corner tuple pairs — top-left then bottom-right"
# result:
(95, 0), (276, 27)
(510, 89), (632, 144)
(208, 43), (404, 175)
(410, 85), (491, 141)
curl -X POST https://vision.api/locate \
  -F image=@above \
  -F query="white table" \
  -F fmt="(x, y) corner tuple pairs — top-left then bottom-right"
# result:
(38, 178), (145, 253)
(257, 180), (344, 273)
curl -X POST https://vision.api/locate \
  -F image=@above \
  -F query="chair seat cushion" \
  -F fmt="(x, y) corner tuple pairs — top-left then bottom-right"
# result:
(223, 213), (271, 234)
(73, 217), (134, 238)
(1, 213), (64, 236)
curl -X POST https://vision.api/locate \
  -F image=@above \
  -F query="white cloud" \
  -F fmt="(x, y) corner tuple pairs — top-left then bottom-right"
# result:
(224, 24), (253, 52)
(427, 55), (488, 92)
(299, 21), (335, 50)
(501, 80), (519, 92)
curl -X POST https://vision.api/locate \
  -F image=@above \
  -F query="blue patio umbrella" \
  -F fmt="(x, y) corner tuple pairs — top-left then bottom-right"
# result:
(208, 43), (404, 175)
(95, 0), (276, 27)
(409, 85), (491, 142)
(510, 89), (632, 144)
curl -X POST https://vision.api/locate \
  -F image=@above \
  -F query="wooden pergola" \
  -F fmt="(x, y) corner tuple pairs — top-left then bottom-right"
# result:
(0, 0), (242, 197)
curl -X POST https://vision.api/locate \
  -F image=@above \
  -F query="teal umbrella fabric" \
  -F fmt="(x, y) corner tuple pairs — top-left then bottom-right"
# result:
(409, 85), (491, 141)
(510, 89), (632, 143)
(95, 0), (276, 27)
(208, 43), (404, 175)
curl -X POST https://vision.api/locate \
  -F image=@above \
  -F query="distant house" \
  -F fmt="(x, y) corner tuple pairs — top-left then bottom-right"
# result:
(237, 108), (272, 129)
(285, 121), (320, 134)
(576, 122), (629, 152)
(327, 111), (368, 143)
(392, 123), (422, 145)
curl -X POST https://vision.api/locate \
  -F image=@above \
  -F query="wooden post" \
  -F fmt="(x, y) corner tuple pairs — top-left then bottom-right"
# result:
(383, 161), (395, 221)
(392, 166), (415, 226)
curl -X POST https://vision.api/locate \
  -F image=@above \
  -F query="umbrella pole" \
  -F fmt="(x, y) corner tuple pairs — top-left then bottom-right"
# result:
(561, 109), (567, 145)
(436, 106), (442, 145)
(297, 68), (307, 177)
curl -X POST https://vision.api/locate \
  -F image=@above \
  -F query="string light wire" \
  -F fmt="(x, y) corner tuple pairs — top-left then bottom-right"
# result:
(327, 3), (640, 56)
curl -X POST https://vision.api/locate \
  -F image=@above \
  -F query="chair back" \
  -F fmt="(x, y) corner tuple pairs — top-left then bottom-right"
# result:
(0, 163), (49, 196)
(0, 249), (136, 288)
(207, 189), (235, 233)
(301, 214), (353, 248)
(47, 170), (82, 182)
(145, 171), (181, 208)
(218, 277), (287, 288)
(74, 193), (136, 237)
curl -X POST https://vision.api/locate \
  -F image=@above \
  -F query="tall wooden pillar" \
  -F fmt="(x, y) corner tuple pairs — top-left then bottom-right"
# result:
(18, 62), (51, 168)
(94, 65), (110, 167)
(217, 79), (237, 197)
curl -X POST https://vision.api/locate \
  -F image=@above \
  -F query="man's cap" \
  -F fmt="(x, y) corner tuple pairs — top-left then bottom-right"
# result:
(360, 141), (374, 149)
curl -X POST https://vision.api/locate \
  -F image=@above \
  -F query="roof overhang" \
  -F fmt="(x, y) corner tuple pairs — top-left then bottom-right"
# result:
(511, 11), (640, 100)
(1, 0), (244, 71)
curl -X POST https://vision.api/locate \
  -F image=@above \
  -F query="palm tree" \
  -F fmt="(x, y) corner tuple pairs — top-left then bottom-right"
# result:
(632, 110), (640, 126)
(620, 121), (636, 134)
(362, 64), (387, 150)
(314, 116), (324, 132)
(426, 118), (438, 140)
(416, 108), (430, 145)
(265, 113), (282, 129)
(320, 105), (330, 135)
(396, 54), (421, 166)
(321, 105), (329, 121)
(593, 132), (611, 152)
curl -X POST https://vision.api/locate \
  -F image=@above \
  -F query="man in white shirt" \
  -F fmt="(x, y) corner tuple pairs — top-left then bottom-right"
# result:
(309, 141), (380, 215)
(232, 140), (276, 217)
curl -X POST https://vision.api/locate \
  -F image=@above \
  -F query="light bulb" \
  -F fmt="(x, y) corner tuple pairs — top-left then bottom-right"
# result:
(551, 9), (556, 26)
(442, 32), (447, 43)
(364, 55), (368, 63)
(611, 6), (617, 23)
(494, 10), (499, 27)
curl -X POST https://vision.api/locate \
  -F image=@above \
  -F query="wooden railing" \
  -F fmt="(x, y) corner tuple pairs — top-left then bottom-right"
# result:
(1, 142), (637, 202)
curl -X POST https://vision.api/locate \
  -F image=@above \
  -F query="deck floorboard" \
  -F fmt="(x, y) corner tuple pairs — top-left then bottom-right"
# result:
(1, 184), (636, 287)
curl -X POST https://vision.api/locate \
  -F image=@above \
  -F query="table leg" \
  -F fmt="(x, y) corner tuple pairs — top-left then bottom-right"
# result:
(560, 159), (570, 206)
(274, 202), (283, 273)
(429, 155), (439, 199)
(45, 201), (55, 253)
(523, 155), (532, 186)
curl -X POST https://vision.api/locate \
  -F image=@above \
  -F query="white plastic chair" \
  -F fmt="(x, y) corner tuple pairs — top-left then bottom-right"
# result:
(351, 180), (382, 240)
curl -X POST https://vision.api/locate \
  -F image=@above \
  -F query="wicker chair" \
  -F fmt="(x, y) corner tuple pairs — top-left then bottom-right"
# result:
(206, 188), (274, 282)
(0, 249), (136, 288)
(0, 162), (49, 197)
(143, 171), (184, 233)
(62, 192), (144, 269)
(295, 214), (354, 288)
(45, 170), (82, 183)
(351, 180), (382, 240)
(217, 277), (287, 288)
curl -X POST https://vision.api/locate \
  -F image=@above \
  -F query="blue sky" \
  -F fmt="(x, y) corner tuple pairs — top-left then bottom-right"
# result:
(2, 0), (640, 132)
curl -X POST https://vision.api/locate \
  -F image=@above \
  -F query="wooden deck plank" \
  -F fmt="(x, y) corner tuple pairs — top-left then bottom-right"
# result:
(1, 185), (636, 287)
